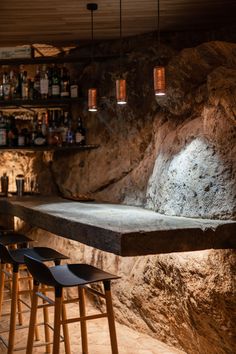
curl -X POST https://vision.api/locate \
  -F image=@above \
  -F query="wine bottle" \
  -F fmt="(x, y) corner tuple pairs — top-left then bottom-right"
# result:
(60, 66), (70, 97)
(75, 117), (86, 145)
(51, 65), (60, 97)
(40, 65), (49, 99)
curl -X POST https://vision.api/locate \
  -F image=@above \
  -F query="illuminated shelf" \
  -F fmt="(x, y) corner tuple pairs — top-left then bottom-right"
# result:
(0, 144), (99, 152)
(0, 97), (81, 108)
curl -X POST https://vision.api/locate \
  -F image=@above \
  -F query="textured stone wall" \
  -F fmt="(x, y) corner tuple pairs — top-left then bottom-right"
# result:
(1, 35), (236, 354)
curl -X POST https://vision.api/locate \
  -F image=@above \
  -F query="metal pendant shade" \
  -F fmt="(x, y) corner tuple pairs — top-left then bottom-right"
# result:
(154, 0), (166, 96)
(116, 79), (126, 105)
(88, 88), (98, 111)
(87, 3), (98, 112)
(154, 66), (165, 96)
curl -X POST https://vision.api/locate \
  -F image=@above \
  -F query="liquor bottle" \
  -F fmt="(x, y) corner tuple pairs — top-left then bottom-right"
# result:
(66, 113), (74, 144)
(75, 117), (86, 145)
(40, 65), (49, 99)
(41, 112), (48, 137)
(18, 130), (25, 147)
(30, 114), (38, 145)
(33, 66), (41, 99)
(21, 71), (28, 99)
(47, 65), (52, 98)
(7, 116), (18, 147)
(0, 72), (3, 100)
(9, 70), (18, 99)
(60, 111), (69, 144)
(3, 71), (11, 100)
(60, 66), (70, 97)
(51, 65), (60, 97)
(70, 80), (78, 98)
(16, 65), (24, 99)
(0, 113), (7, 146)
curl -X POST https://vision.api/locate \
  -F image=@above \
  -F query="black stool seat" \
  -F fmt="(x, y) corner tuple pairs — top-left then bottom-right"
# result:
(25, 255), (120, 354)
(0, 233), (32, 246)
(24, 258), (119, 288)
(0, 245), (68, 266)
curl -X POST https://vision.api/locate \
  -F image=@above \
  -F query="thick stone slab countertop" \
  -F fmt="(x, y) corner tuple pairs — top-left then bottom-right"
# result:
(1, 196), (235, 256)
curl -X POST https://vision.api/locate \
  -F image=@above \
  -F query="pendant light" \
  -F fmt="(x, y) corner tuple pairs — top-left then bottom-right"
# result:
(116, 0), (127, 105)
(87, 3), (98, 112)
(153, 0), (166, 96)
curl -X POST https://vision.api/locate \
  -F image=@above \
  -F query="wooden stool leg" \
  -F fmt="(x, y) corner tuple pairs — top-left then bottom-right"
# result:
(104, 281), (119, 354)
(61, 291), (71, 354)
(17, 278), (23, 326)
(42, 284), (51, 353)
(7, 267), (19, 354)
(78, 286), (88, 354)
(0, 263), (6, 319)
(27, 271), (40, 341)
(53, 287), (63, 354)
(26, 281), (39, 354)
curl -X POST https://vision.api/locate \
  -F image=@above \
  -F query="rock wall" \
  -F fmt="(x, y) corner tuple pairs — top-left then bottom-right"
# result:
(1, 35), (236, 354)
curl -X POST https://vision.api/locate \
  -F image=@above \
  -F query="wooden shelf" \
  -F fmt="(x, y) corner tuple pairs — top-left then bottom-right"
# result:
(0, 144), (99, 152)
(0, 55), (119, 66)
(0, 97), (81, 109)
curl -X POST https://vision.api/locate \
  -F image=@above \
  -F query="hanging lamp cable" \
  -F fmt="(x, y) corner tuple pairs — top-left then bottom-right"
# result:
(119, 0), (122, 76)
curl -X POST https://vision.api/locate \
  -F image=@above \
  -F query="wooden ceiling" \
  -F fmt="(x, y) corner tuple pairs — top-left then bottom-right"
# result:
(0, 0), (235, 47)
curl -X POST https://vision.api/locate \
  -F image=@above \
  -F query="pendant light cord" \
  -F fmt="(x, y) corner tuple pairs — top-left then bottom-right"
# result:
(91, 8), (94, 65)
(119, 0), (122, 77)
(157, 0), (160, 49)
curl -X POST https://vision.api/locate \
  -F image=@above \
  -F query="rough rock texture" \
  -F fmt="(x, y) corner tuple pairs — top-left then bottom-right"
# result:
(1, 37), (236, 354)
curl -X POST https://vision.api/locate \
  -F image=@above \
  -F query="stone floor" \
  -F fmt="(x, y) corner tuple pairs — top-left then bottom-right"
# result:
(0, 295), (185, 354)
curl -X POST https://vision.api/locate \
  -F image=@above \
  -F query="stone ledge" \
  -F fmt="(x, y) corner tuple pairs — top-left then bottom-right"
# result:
(1, 196), (235, 256)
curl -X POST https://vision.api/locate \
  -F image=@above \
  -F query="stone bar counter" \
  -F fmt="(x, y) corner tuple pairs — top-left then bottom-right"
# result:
(0, 196), (235, 256)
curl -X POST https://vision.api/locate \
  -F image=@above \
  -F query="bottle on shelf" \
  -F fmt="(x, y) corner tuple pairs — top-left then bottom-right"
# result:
(70, 80), (78, 98)
(51, 65), (61, 98)
(0, 72), (3, 100)
(7, 116), (18, 147)
(40, 65), (49, 99)
(66, 112), (74, 144)
(9, 70), (18, 100)
(2, 71), (11, 101)
(18, 129), (25, 146)
(16, 65), (24, 99)
(60, 111), (69, 144)
(60, 66), (70, 98)
(0, 113), (7, 146)
(75, 117), (86, 145)
(33, 66), (41, 99)
(21, 71), (28, 99)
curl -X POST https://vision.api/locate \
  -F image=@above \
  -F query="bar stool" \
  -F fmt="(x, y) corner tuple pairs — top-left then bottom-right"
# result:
(0, 243), (68, 354)
(25, 255), (120, 354)
(0, 232), (33, 319)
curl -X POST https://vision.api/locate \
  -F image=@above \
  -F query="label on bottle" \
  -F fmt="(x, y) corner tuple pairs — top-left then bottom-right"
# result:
(0, 129), (7, 146)
(21, 83), (28, 99)
(70, 85), (78, 98)
(18, 135), (25, 146)
(40, 78), (49, 95)
(75, 132), (84, 144)
(52, 85), (60, 96)
(3, 83), (11, 100)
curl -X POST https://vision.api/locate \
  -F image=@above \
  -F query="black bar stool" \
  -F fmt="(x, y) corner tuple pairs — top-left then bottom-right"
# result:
(0, 232), (33, 319)
(0, 242), (68, 354)
(24, 255), (120, 354)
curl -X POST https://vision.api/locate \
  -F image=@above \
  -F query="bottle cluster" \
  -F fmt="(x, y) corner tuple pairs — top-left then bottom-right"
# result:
(0, 64), (78, 101)
(0, 110), (86, 147)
